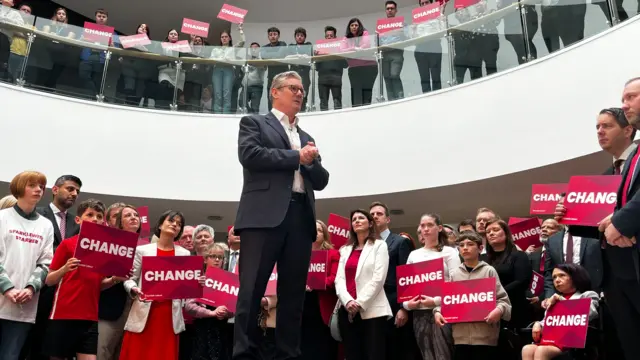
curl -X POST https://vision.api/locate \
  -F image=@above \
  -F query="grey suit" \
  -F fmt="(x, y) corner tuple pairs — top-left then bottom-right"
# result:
(542, 230), (602, 300)
(233, 112), (329, 360)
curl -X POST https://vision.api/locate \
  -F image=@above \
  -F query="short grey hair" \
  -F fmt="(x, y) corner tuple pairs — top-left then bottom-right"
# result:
(269, 71), (302, 100)
(193, 224), (215, 239)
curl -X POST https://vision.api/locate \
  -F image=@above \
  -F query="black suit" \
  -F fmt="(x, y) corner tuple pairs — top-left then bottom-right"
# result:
(233, 112), (329, 360)
(542, 230), (602, 300)
(607, 146), (640, 360)
(37, 204), (79, 250)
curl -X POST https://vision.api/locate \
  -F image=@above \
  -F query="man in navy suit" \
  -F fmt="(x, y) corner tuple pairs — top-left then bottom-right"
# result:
(599, 77), (640, 360)
(233, 71), (330, 360)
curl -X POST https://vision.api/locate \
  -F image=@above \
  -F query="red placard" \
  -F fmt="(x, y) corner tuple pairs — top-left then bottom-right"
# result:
(315, 38), (345, 55)
(181, 18), (210, 37)
(529, 271), (544, 297)
(412, 3), (441, 24)
(198, 266), (239, 312)
(396, 258), (445, 302)
(376, 16), (405, 34)
(217, 4), (248, 24)
(561, 175), (621, 226)
(73, 221), (137, 277)
(509, 217), (542, 250)
(541, 298), (591, 348)
(530, 183), (568, 215)
(454, 0), (481, 8)
(161, 40), (192, 53)
(441, 277), (496, 323)
(82, 22), (114, 45)
(265, 265), (278, 296)
(307, 251), (328, 290)
(327, 214), (349, 249)
(137, 237), (150, 247)
(137, 206), (150, 239)
(141, 255), (204, 300)
(119, 33), (151, 49)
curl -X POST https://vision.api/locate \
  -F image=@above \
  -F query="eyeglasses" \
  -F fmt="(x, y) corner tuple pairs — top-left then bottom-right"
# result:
(207, 255), (224, 260)
(278, 85), (305, 96)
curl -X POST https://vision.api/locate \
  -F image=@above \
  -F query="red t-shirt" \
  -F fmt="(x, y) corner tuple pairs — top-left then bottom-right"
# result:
(345, 249), (362, 300)
(49, 235), (104, 321)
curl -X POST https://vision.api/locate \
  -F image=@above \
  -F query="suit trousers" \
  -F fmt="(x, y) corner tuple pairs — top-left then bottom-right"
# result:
(233, 196), (313, 360)
(541, 3), (586, 53)
(414, 49), (442, 94)
(338, 308), (386, 360)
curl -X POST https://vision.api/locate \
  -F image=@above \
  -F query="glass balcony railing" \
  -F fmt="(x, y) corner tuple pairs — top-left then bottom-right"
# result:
(0, 0), (631, 115)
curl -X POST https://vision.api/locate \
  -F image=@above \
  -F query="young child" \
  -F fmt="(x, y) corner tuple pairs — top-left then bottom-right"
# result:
(521, 263), (599, 360)
(433, 232), (512, 360)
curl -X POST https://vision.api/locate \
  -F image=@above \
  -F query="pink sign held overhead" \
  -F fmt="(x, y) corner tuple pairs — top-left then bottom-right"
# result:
(529, 271), (544, 297)
(307, 251), (329, 290)
(412, 3), (441, 24)
(217, 4), (248, 24)
(181, 18), (210, 37)
(541, 298), (592, 348)
(561, 175), (621, 226)
(441, 277), (496, 323)
(315, 38), (345, 55)
(73, 221), (138, 277)
(82, 22), (114, 45)
(162, 40), (192, 53)
(140, 255), (204, 300)
(198, 266), (239, 313)
(327, 214), (350, 249)
(454, 0), (481, 8)
(376, 16), (405, 34)
(119, 33), (151, 49)
(509, 217), (542, 250)
(396, 258), (444, 303)
(137, 206), (150, 239)
(530, 183), (568, 215)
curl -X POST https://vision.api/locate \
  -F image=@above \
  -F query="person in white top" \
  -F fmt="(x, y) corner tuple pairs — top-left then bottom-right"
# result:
(209, 24), (245, 114)
(0, 171), (54, 360)
(403, 214), (460, 360)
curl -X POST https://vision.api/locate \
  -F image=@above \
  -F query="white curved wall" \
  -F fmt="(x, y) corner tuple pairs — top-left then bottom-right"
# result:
(1, 16), (639, 202)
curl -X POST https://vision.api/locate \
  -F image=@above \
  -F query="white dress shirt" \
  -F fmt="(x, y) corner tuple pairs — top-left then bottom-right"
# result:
(563, 232), (581, 265)
(380, 228), (390, 242)
(271, 108), (305, 193)
(49, 202), (64, 230)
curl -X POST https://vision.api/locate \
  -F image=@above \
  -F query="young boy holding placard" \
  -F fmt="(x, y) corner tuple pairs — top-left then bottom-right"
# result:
(433, 232), (511, 360)
(42, 199), (122, 360)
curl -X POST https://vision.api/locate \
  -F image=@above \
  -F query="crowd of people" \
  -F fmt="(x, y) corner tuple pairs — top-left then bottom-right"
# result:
(0, 0), (632, 113)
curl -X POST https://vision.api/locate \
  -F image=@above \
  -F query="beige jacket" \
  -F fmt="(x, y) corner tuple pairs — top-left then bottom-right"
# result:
(434, 261), (512, 346)
(123, 243), (192, 334)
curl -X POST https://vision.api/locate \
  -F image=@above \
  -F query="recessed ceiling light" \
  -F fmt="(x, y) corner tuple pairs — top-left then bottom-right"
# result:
(390, 209), (404, 215)
(207, 215), (223, 221)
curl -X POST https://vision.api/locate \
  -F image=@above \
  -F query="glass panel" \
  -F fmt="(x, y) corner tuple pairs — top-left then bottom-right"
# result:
(0, 5), (35, 84)
(311, 37), (351, 112)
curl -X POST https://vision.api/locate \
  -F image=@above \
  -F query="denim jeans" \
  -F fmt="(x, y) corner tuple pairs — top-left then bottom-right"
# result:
(0, 319), (32, 360)
(212, 66), (234, 114)
(7, 53), (25, 82)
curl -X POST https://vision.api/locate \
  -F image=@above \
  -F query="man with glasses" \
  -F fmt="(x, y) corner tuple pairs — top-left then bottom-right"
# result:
(233, 71), (330, 360)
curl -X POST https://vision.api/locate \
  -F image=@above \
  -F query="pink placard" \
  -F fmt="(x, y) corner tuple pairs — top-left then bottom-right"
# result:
(82, 22), (114, 45)
(376, 16), (405, 34)
(509, 217), (542, 250)
(541, 298), (591, 348)
(529, 271), (544, 297)
(137, 237), (151, 247)
(119, 33), (151, 49)
(454, 0), (481, 8)
(265, 265), (278, 296)
(181, 18), (210, 37)
(161, 40), (192, 53)
(307, 251), (328, 290)
(198, 266), (239, 312)
(441, 277), (496, 323)
(327, 214), (350, 249)
(561, 175), (621, 226)
(412, 3), (441, 24)
(73, 221), (137, 277)
(396, 258), (444, 302)
(315, 38), (345, 55)
(137, 206), (150, 239)
(141, 255), (204, 300)
(217, 4), (248, 24)
(530, 183), (568, 215)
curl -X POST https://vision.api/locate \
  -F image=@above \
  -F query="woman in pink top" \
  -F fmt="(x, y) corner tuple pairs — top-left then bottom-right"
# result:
(341, 18), (378, 108)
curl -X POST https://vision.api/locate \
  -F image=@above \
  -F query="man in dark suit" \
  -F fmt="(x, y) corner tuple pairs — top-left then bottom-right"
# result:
(369, 202), (414, 360)
(599, 77), (640, 360)
(233, 70), (329, 360)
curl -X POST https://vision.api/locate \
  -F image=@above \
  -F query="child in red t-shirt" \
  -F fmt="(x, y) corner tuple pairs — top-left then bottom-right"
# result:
(42, 199), (125, 360)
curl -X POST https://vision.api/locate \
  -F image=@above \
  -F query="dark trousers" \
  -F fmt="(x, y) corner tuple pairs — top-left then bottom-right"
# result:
(504, 5), (538, 64)
(299, 291), (338, 360)
(454, 345), (496, 360)
(233, 197), (313, 360)
(597, 0), (628, 23)
(348, 66), (378, 107)
(338, 308), (386, 360)
(602, 268), (640, 360)
(381, 49), (404, 101)
(318, 83), (342, 111)
(386, 315), (421, 360)
(242, 85), (263, 113)
(78, 53), (104, 98)
(414, 49), (442, 93)
(541, 3), (586, 53)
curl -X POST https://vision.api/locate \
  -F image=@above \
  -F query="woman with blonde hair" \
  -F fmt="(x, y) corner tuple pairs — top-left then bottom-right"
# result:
(0, 195), (17, 210)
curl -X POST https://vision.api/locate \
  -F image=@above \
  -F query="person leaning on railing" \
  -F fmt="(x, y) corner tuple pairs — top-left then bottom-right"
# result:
(209, 24), (245, 114)
(38, 7), (75, 91)
(241, 42), (266, 114)
(7, 2), (32, 83)
(0, 0), (25, 82)
(341, 18), (378, 108)
(261, 26), (289, 111)
(287, 27), (313, 111)
(315, 26), (348, 111)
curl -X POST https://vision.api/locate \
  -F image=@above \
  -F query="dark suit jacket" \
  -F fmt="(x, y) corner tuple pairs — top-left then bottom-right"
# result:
(543, 230), (603, 299)
(37, 204), (79, 251)
(235, 113), (330, 239)
(610, 145), (640, 281)
(383, 233), (411, 315)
